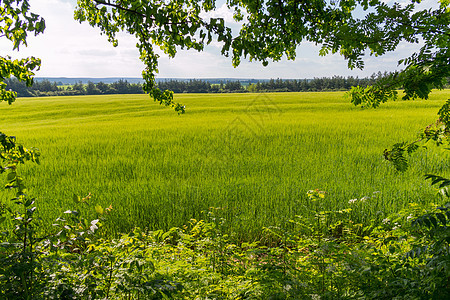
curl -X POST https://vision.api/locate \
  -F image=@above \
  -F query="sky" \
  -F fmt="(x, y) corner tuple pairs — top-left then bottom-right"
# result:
(0, 0), (439, 79)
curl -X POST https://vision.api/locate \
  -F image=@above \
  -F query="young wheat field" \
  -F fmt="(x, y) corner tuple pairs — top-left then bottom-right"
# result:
(1, 90), (450, 240)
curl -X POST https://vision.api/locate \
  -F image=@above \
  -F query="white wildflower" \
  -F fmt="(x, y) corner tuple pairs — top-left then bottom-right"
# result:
(382, 218), (390, 224)
(407, 214), (413, 221)
(348, 198), (358, 204)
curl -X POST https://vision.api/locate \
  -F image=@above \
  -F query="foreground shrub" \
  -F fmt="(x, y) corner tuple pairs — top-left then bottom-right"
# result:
(1, 133), (449, 299)
(1, 195), (449, 298)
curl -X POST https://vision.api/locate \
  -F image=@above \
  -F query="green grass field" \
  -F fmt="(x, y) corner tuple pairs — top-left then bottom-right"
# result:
(1, 90), (450, 240)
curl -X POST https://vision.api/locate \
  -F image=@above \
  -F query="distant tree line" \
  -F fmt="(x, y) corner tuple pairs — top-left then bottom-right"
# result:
(249, 75), (377, 92)
(157, 75), (386, 93)
(5, 74), (450, 97)
(157, 79), (246, 93)
(4, 79), (145, 97)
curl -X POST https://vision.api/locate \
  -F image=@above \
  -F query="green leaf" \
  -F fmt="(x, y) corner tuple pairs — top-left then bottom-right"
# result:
(95, 205), (104, 214)
(435, 213), (447, 226)
(73, 194), (81, 203)
(6, 172), (16, 181)
(24, 198), (34, 207)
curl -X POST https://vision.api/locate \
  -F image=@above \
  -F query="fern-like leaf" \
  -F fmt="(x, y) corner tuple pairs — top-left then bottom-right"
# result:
(425, 174), (450, 188)
(384, 143), (408, 171)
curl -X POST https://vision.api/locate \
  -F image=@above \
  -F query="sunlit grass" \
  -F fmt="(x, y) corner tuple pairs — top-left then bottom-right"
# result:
(1, 90), (449, 239)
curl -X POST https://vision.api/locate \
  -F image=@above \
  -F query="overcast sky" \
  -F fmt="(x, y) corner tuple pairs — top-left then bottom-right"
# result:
(0, 0), (439, 79)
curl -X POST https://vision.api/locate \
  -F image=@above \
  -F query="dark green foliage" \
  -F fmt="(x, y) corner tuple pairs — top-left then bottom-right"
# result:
(0, 133), (41, 299)
(339, 2), (449, 107)
(347, 84), (398, 108)
(407, 206), (450, 299)
(438, 99), (450, 127)
(384, 142), (410, 172)
(425, 174), (450, 189)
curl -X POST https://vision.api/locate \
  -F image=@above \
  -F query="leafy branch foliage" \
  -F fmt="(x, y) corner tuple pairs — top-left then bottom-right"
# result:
(74, 0), (449, 110)
(0, 0), (44, 105)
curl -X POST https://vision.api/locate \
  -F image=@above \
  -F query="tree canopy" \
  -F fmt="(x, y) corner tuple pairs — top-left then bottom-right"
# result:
(1, 0), (448, 111)
(74, 0), (449, 110)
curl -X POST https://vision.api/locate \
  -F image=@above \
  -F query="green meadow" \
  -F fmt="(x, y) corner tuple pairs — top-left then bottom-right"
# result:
(1, 90), (450, 239)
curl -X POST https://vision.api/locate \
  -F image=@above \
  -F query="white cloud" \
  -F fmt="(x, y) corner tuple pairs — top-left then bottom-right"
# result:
(200, 2), (237, 24)
(381, 0), (439, 9)
(0, 0), (143, 77)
